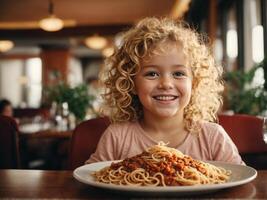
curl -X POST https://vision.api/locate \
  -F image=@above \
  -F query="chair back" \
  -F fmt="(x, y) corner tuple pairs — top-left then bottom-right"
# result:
(68, 117), (110, 170)
(0, 116), (20, 169)
(218, 114), (267, 154)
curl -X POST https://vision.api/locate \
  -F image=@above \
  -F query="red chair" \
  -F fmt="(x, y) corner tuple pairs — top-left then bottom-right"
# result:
(68, 117), (110, 170)
(0, 116), (20, 169)
(218, 114), (267, 154)
(218, 114), (267, 169)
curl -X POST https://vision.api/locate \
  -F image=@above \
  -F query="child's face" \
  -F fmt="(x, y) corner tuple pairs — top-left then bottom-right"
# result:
(133, 42), (192, 120)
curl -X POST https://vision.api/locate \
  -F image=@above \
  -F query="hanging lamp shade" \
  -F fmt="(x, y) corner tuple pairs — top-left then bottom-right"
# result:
(39, 15), (63, 32)
(39, 0), (64, 32)
(0, 40), (14, 52)
(85, 35), (108, 50)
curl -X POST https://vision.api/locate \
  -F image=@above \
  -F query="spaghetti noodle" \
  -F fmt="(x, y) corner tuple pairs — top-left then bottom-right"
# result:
(92, 143), (231, 186)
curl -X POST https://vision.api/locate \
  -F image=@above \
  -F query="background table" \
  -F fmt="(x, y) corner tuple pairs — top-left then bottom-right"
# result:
(19, 128), (72, 170)
(0, 170), (266, 199)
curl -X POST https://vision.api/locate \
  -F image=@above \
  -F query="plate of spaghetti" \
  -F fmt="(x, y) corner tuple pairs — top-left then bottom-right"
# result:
(73, 143), (257, 194)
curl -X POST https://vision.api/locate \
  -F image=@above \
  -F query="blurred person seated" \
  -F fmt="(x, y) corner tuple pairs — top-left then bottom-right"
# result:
(0, 99), (13, 117)
(0, 99), (19, 124)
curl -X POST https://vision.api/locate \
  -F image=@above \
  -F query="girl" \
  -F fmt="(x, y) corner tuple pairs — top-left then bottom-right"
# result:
(86, 17), (243, 165)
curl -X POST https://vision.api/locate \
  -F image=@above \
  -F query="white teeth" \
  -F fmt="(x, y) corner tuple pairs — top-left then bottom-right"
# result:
(154, 96), (176, 101)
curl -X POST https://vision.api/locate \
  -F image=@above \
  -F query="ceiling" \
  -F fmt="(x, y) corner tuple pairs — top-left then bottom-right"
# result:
(0, 0), (199, 57)
(0, 0), (177, 27)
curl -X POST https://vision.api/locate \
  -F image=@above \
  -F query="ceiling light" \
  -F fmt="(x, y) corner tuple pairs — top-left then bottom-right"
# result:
(39, 0), (64, 32)
(39, 15), (63, 32)
(85, 35), (107, 50)
(0, 40), (14, 52)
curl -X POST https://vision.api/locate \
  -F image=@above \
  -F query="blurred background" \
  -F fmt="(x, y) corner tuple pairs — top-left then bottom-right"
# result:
(0, 0), (266, 170)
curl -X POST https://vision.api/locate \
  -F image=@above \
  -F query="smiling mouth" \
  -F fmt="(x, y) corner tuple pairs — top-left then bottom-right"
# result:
(153, 95), (178, 101)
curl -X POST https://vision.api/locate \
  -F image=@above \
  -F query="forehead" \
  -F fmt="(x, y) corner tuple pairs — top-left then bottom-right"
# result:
(141, 41), (187, 66)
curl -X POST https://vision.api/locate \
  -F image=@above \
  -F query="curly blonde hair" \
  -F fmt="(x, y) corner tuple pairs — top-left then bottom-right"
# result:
(100, 17), (224, 133)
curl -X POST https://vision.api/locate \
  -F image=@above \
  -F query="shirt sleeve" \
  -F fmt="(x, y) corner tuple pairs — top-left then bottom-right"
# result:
(85, 125), (118, 164)
(210, 124), (245, 165)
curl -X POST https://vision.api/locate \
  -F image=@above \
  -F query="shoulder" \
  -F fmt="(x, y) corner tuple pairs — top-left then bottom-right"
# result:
(199, 121), (243, 164)
(198, 120), (231, 146)
(199, 121), (227, 138)
(200, 120), (222, 131)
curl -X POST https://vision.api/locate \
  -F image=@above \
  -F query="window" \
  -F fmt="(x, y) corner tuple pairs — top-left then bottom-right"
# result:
(25, 58), (42, 107)
(0, 57), (42, 107)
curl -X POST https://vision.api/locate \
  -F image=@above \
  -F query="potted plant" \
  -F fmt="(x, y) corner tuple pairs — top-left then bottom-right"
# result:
(44, 83), (96, 122)
(224, 57), (267, 116)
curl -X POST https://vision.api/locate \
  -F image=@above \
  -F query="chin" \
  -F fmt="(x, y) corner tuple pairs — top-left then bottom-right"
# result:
(155, 110), (180, 118)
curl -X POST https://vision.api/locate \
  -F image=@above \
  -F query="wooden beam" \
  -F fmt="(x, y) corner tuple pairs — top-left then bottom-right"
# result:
(170, 0), (191, 19)
(0, 54), (39, 60)
(41, 48), (70, 86)
(0, 24), (132, 39)
(236, 0), (244, 71)
(207, 0), (217, 49)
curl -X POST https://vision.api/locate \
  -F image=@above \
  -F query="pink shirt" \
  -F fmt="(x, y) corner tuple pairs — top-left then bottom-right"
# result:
(86, 121), (244, 165)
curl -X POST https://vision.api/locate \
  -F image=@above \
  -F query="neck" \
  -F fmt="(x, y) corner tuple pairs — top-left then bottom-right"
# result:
(141, 113), (185, 135)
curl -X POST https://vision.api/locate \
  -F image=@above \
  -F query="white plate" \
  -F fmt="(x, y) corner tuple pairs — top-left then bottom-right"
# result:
(73, 160), (257, 195)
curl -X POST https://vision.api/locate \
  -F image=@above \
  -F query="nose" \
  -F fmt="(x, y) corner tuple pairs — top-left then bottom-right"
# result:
(158, 75), (174, 89)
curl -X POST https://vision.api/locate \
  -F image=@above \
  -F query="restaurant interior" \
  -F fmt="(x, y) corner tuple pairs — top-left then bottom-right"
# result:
(1, 0), (267, 199)
(0, 0), (267, 195)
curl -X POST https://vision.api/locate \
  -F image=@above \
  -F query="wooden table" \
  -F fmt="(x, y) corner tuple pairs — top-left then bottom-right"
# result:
(0, 170), (266, 199)
(20, 129), (73, 139)
(19, 122), (73, 139)
(18, 129), (72, 169)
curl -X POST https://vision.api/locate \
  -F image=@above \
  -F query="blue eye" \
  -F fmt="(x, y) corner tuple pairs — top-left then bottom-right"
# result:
(173, 71), (185, 78)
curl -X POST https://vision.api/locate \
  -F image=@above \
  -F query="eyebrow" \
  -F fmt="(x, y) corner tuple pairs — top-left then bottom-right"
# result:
(142, 64), (187, 69)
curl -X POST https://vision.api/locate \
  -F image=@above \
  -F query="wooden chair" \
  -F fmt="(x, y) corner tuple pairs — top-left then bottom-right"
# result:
(0, 115), (20, 169)
(68, 117), (110, 170)
(218, 114), (267, 169)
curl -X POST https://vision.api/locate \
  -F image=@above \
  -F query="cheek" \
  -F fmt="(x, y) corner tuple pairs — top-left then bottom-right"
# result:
(135, 79), (153, 93)
(179, 80), (192, 94)
(136, 86), (151, 98)
(135, 84), (154, 105)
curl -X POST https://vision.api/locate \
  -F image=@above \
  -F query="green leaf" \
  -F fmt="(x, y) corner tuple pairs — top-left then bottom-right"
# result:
(43, 83), (96, 121)
(224, 58), (267, 116)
